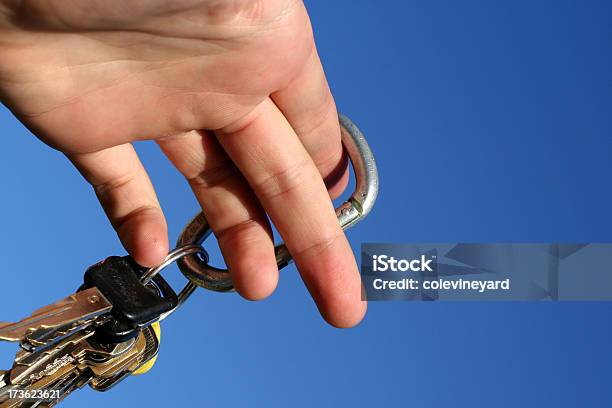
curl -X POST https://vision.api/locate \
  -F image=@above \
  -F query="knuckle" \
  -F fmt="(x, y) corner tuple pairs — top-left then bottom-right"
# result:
(253, 158), (311, 200)
(291, 231), (344, 261)
(291, 90), (335, 139)
(314, 143), (344, 174)
(216, 218), (268, 247)
(93, 172), (136, 197)
(187, 160), (237, 189)
(114, 205), (161, 231)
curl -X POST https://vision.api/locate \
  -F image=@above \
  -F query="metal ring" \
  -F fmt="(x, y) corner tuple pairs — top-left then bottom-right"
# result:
(140, 244), (208, 320)
(176, 113), (379, 292)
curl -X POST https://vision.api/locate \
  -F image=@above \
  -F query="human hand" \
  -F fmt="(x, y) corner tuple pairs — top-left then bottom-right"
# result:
(0, 0), (365, 327)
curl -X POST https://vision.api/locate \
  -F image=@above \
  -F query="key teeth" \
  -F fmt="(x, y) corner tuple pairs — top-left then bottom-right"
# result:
(20, 316), (102, 355)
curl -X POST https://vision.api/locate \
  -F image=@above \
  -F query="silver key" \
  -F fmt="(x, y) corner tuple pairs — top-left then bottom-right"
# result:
(0, 325), (159, 407)
(0, 288), (112, 352)
(9, 330), (95, 386)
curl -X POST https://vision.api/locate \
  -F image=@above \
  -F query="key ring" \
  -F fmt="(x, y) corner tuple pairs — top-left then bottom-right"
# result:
(140, 244), (208, 320)
(175, 114), (379, 292)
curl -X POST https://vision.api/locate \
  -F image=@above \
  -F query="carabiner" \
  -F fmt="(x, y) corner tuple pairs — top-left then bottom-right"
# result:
(176, 114), (379, 292)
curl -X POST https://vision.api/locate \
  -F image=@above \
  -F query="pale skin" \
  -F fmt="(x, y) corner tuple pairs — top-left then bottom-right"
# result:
(0, 0), (365, 327)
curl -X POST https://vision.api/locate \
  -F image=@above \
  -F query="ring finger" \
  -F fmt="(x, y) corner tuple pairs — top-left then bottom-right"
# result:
(158, 130), (278, 300)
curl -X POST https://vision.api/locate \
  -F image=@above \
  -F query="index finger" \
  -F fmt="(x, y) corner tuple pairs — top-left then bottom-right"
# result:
(216, 98), (366, 328)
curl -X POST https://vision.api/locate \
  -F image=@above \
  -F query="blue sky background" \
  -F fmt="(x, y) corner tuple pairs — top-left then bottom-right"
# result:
(1, 1), (612, 406)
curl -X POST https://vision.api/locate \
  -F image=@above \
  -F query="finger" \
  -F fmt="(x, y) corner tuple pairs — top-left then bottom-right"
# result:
(157, 130), (278, 300)
(68, 143), (168, 267)
(217, 98), (366, 328)
(271, 48), (348, 199)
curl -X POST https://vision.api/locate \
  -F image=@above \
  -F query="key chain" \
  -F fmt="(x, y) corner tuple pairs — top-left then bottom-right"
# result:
(0, 114), (379, 407)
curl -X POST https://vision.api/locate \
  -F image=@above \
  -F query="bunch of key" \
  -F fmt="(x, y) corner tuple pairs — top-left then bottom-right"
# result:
(0, 256), (182, 407)
(0, 114), (378, 408)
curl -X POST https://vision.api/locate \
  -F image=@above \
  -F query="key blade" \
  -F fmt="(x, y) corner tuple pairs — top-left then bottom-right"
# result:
(0, 288), (112, 344)
(20, 317), (103, 354)
(9, 330), (96, 385)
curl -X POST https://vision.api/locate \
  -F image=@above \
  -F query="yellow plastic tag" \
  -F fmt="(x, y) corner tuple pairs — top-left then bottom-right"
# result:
(133, 322), (161, 375)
